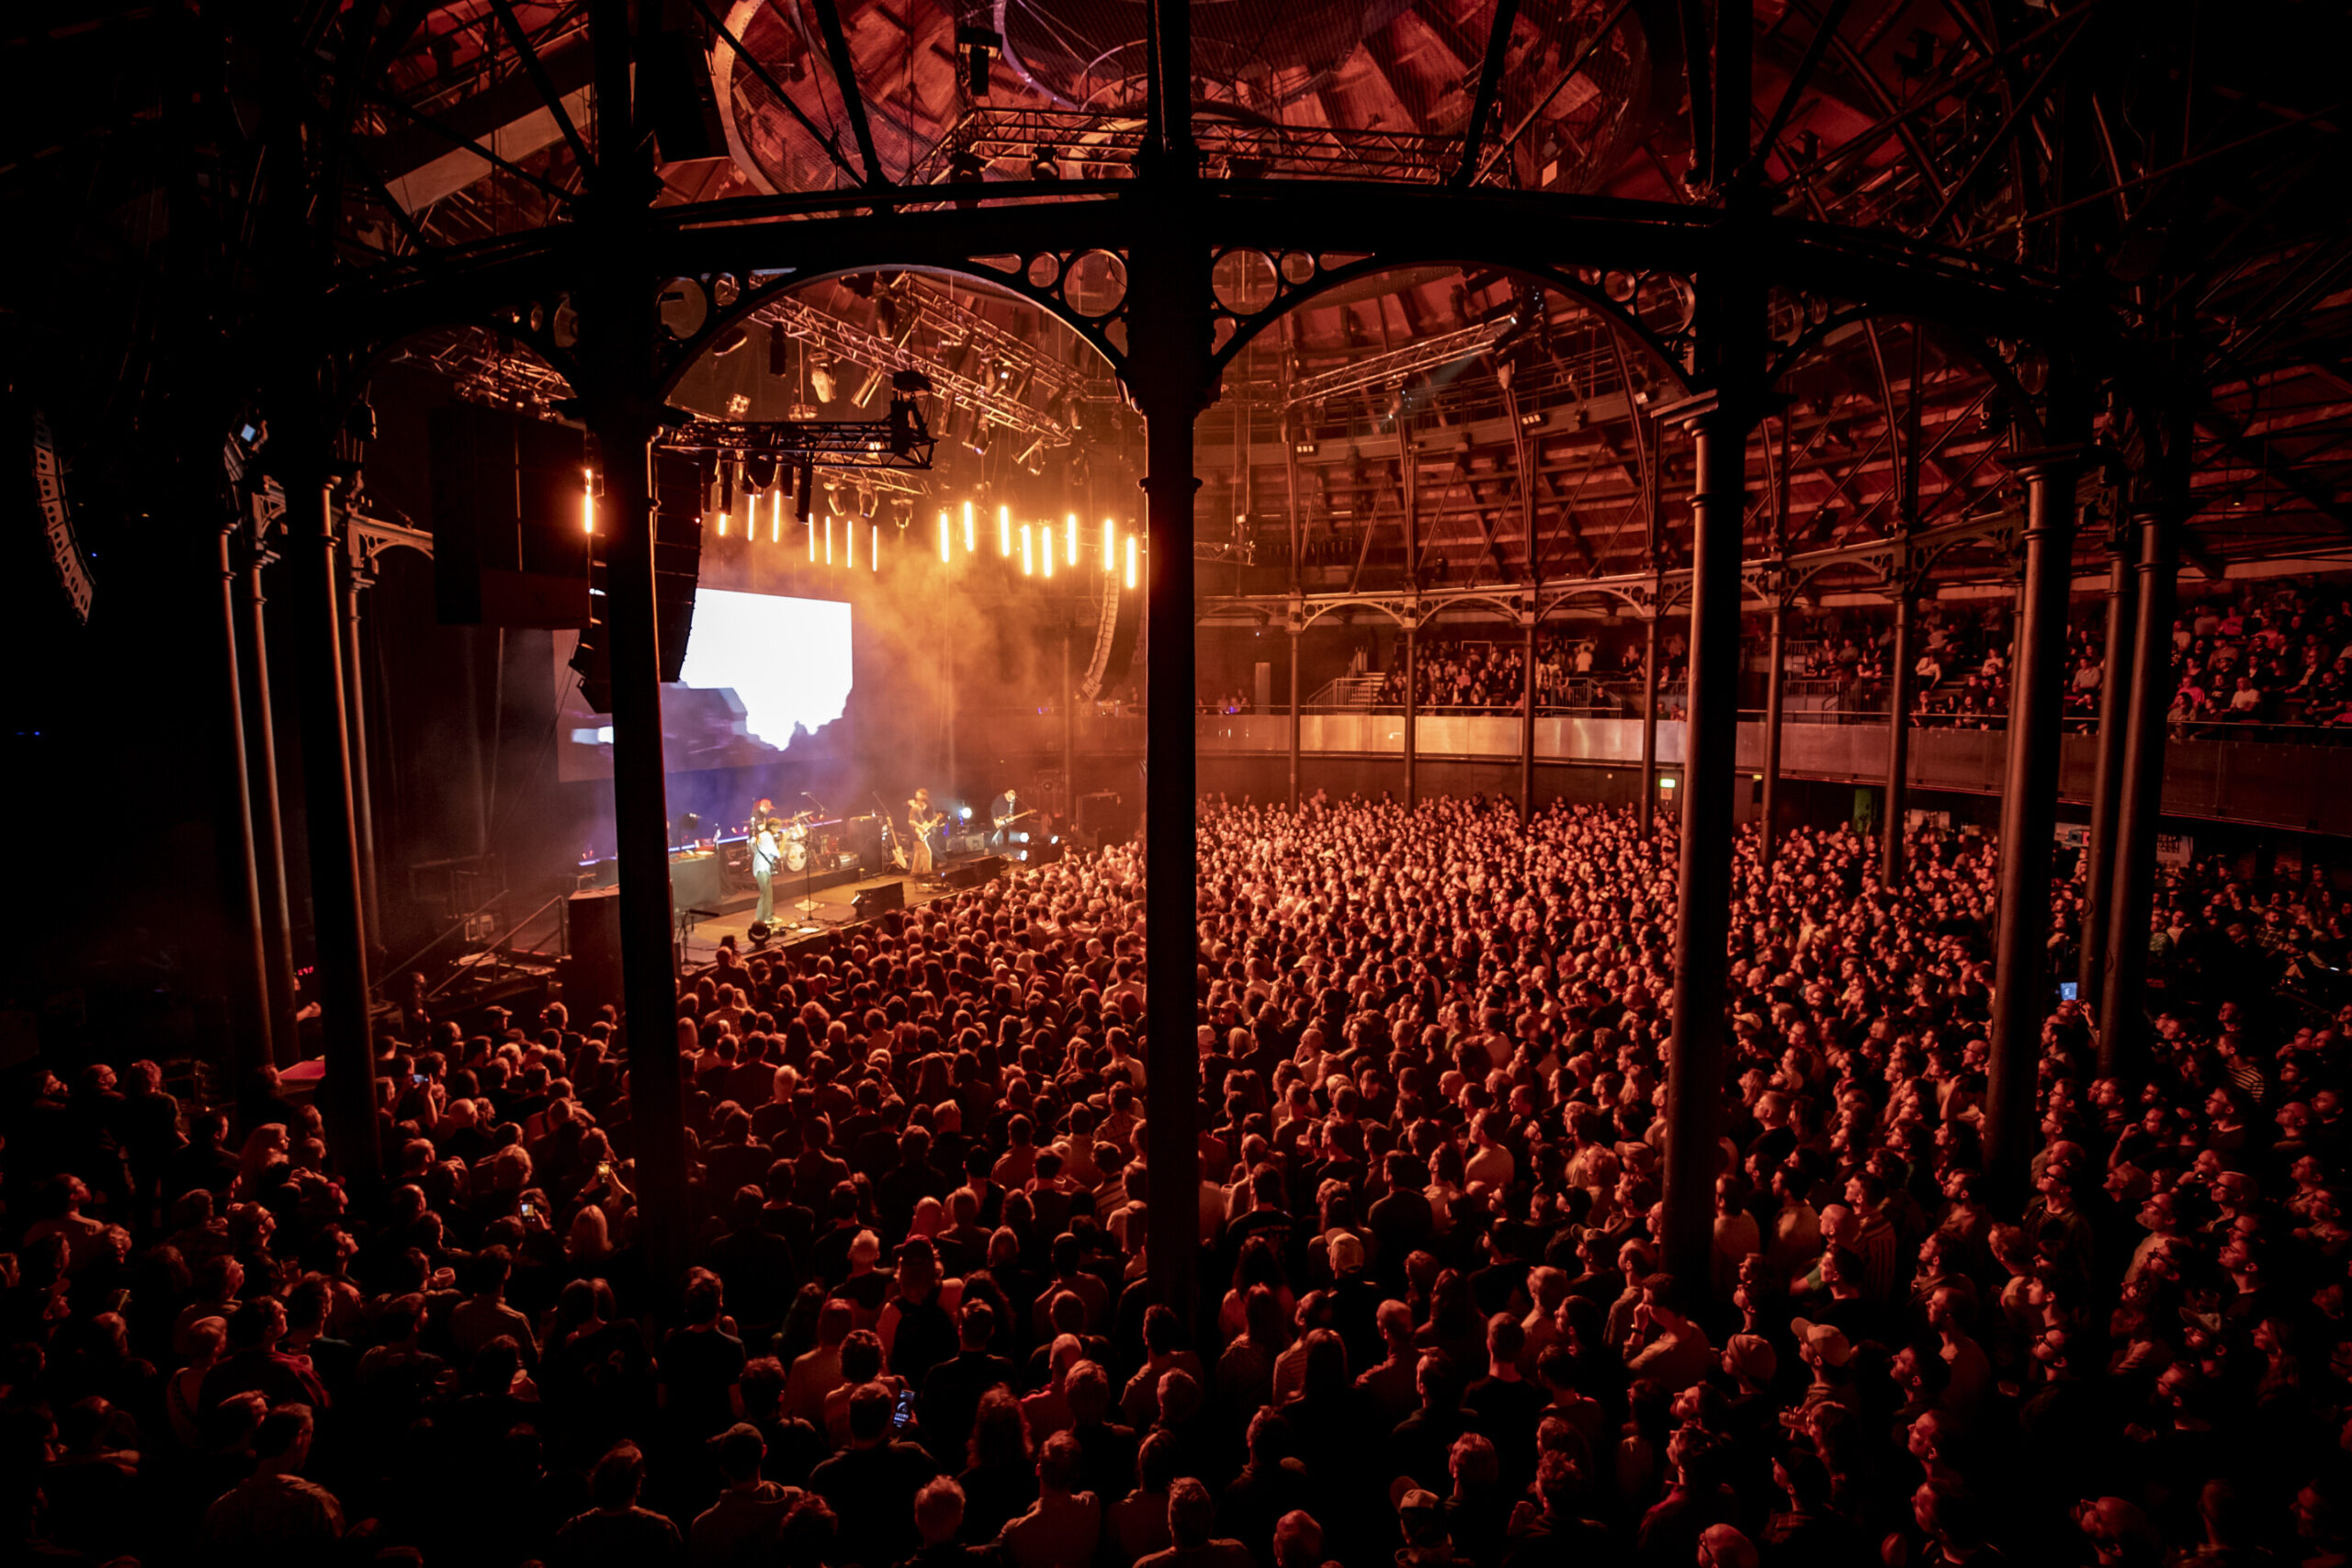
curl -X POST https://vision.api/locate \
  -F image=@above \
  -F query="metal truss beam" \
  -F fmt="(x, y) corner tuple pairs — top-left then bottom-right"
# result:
(341, 180), (2086, 373)
(1204, 507), (2017, 626)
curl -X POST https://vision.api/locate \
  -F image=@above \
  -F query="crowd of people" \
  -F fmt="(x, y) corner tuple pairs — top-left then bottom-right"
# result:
(2164, 581), (2352, 731)
(5, 791), (2351, 1568)
(1368, 631), (1674, 714)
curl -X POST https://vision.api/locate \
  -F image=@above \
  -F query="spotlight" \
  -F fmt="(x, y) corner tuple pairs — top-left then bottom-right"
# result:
(1032, 145), (1060, 180)
(852, 366), (886, 407)
(809, 355), (838, 403)
(1000, 506), (1012, 556)
(858, 487), (877, 519)
(939, 511), (951, 562)
(747, 920), (774, 947)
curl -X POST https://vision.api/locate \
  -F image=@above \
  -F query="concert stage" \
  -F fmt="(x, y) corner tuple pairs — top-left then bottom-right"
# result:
(678, 853), (1009, 965)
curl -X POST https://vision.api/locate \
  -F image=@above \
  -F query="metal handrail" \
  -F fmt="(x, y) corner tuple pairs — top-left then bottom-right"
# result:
(372, 886), (513, 995)
(422, 887), (573, 1004)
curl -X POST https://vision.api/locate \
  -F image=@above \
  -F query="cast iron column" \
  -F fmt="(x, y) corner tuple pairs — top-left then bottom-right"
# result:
(1638, 612), (1660, 833)
(1287, 624), (1301, 809)
(1062, 626), (1076, 818)
(241, 520), (300, 1068)
(1128, 32), (1209, 1317)
(1657, 391), (1753, 1292)
(1985, 448), (2084, 1201)
(341, 538), (382, 942)
(2098, 505), (2177, 1075)
(215, 517), (273, 1087)
(275, 446), (383, 1188)
(578, 0), (689, 1274)
(1760, 600), (1785, 868)
(1521, 609), (1538, 814)
(1881, 588), (1916, 884)
(2079, 521), (2141, 1009)
(1403, 619), (1419, 808)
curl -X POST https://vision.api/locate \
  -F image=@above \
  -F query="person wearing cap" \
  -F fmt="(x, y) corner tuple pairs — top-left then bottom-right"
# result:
(690, 1423), (799, 1568)
(1787, 1318), (1859, 1416)
(1392, 1487), (1474, 1568)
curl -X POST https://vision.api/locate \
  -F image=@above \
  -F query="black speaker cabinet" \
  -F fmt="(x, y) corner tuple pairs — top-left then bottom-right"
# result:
(563, 887), (624, 1014)
(852, 880), (907, 918)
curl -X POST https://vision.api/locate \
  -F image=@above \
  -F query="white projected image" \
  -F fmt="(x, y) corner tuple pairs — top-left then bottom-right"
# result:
(554, 588), (854, 782)
(678, 589), (855, 750)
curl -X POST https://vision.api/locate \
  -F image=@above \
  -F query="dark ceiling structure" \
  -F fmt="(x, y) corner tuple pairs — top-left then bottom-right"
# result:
(6, 0), (2349, 609)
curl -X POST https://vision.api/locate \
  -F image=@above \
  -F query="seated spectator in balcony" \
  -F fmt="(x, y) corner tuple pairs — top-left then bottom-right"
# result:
(2227, 676), (2265, 718)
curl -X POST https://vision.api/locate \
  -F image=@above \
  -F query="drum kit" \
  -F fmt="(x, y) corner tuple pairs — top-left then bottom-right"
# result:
(765, 810), (840, 872)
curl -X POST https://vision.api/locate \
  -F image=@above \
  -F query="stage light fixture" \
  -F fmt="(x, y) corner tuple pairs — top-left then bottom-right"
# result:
(963, 500), (977, 553)
(872, 525), (880, 570)
(1021, 522), (1034, 576)
(810, 355), (838, 403)
(999, 505), (1012, 556)
(1125, 535), (1137, 589)
(1043, 533), (1055, 577)
(1066, 513), (1078, 565)
(854, 364), (889, 408)
(1103, 518), (1115, 568)
(939, 511), (951, 562)
(1032, 144), (1059, 180)
(582, 468), (595, 535)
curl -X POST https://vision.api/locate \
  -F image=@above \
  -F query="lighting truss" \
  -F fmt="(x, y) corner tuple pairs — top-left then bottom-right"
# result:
(905, 107), (1460, 186)
(1287, 320), (1516, 407)
(657, 399), (936, 470)
(891, 276), (1094, 406)
(758, 293), (1072, 446)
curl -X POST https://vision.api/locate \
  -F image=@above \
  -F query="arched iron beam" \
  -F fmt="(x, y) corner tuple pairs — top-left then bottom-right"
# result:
(331, 181), (2094, 375)
(1203, 254), (1691, 393)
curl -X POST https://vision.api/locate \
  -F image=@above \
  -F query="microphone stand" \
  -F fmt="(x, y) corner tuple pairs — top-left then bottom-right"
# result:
(794, 793), (826, 917)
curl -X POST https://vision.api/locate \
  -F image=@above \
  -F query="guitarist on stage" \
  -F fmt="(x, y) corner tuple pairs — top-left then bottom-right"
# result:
(989, 787), (1026, 851)
(906, 787), (945, 874)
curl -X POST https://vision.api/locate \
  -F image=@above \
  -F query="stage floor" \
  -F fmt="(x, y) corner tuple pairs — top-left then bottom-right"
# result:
(678, 864), (962, 964)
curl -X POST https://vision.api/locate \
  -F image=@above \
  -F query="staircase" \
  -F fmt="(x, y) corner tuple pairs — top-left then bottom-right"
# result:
(1307, 673), (1386, 709)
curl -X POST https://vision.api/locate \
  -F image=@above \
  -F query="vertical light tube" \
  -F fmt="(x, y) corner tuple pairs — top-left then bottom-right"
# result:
(963, 500), (976, 553)
(824, 516), (834, 566)
(1043, 532), (1056, 578)
(1125, 534), (1137, 589)
(872, 524), (880, 571)
(938, 511), (951, 562)
(1021, 522), (1035, 576)
(1066, 513), (1079, 565)
(848, 515), (855, 569)
(582, 468), (595, 535)
(770, 489), (783, 543)
(1102, 518), (1115, 570)
(1000, 504), (1012, 557)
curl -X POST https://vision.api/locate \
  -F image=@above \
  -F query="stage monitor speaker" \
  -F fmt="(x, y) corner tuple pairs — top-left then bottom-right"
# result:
(569, 447), (704, 713)
(852, 880), (906, 918)
(1023, 840), (1066, 867)
(944, 855), (1005, 889)
(563, 887), (623, 1015)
